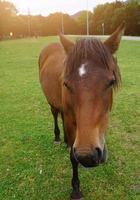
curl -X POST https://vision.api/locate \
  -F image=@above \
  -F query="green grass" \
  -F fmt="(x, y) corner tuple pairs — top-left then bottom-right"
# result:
(0, 37), (139, 200)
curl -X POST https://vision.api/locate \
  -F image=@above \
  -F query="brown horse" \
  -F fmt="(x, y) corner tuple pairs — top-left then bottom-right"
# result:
(39, 22), (125, 200)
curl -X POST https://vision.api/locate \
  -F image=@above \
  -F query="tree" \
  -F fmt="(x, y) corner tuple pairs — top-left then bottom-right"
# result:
(92, 2), (125, 35)
(77, 11), (93, 34)
(63, 14), (80, 35)
(125, 0), (140, 35)
(0, 0), (17, 38)
(0, 0), (140, 38)
(92, 0), (140, 36)
(43, 13), (79, 36)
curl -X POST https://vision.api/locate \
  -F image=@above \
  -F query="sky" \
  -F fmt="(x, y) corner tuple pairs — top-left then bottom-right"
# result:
(9, 0), (118, 16)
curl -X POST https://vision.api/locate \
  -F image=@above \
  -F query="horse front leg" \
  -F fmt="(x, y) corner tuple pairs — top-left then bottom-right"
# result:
(61, 112), (68, 145)
(70, 149), (83, 200)
(51, 106), (60, 144)
(63, 114), (82, 198)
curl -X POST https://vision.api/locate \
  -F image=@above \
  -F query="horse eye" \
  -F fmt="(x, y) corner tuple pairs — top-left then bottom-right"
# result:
(63, 82), (71, 90)
(63, 82), (74, 93)
(63, 82), (68, 88)
(109, 79), (116, 87)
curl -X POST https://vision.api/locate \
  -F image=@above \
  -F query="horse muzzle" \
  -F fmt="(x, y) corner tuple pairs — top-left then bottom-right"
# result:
(73, 145), (108, 168)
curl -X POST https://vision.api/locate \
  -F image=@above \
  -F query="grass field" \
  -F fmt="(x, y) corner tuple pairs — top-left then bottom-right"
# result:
(0, 37), (140, 200)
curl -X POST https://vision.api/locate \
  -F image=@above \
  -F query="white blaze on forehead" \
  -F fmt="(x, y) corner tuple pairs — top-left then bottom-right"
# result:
(79, 63), (87, 77)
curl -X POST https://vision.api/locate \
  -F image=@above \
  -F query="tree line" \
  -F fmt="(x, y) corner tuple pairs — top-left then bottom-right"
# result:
(0, 0), (139, 39)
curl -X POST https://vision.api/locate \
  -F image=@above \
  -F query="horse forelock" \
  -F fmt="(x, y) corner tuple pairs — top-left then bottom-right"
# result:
(65, 38), (121, 89)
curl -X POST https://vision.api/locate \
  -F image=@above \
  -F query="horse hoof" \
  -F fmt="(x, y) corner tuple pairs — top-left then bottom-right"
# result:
(54, 140), (61, 145)
(71, 192), (83, 200)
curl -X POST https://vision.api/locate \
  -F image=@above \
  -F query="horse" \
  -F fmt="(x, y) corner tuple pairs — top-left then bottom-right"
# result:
(39, 22), (125, 200)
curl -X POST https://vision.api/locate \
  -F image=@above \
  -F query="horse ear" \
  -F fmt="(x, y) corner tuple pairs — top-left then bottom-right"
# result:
(104, 21), (125, 54)
(59, 34), (74, 54)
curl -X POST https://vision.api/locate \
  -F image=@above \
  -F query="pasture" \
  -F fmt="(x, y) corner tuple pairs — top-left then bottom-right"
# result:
(0, 37), (139, 200)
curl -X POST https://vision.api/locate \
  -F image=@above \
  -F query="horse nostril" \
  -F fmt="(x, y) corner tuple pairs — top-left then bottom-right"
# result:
(95, 147), (102, 161)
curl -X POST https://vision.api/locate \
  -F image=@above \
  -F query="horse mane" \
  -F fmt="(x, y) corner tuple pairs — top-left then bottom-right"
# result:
(65, 38), (121, 89)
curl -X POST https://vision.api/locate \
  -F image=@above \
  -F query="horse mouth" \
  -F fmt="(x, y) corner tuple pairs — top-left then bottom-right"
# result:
(79, 161), (100, 169)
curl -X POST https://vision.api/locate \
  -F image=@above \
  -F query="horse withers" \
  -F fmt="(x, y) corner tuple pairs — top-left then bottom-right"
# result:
(39, 22), (125, 199)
